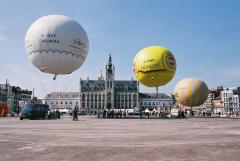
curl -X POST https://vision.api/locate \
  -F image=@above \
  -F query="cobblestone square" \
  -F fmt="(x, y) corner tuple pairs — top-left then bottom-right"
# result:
(1, 117), (240, 161)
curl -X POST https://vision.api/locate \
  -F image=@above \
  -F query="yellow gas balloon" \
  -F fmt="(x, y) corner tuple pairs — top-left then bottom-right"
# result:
(174, 77), (208, 107)
(133, 46), (176, 87)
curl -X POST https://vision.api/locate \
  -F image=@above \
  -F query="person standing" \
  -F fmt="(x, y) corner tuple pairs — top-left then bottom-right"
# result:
(73, 105), (78, 121)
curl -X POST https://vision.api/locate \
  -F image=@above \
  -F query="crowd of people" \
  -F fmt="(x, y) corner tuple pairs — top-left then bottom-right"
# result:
(97, 108), (186, 119)
(47, 109), (61, 119)
(194, 110), (240, 118)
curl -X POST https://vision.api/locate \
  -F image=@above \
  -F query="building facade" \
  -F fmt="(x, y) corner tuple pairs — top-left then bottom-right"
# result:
(79, 55), (139, 114)
(221, 87), (240, 112)
(0, 81), (32, 113)
(191, 86), (240, 115)
(204, 86), (224, 113)
(139, 93), (174, 110)
(43, 92), (80, 112)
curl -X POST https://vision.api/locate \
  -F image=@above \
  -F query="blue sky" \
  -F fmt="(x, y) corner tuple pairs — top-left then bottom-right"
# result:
(0, 0), (240, 97)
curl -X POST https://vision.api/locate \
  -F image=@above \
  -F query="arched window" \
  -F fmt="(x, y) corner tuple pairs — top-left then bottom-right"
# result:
(82, 93), (85, 99)
(103, 94), (105, 101)
(91, 94), (93, 101)
(133, 94), (137, 101)
(87, 94), (89, 101)
(95, 94), (98, 101)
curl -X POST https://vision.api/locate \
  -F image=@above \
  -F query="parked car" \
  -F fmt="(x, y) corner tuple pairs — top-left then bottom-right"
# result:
(19, 103), (49, 120)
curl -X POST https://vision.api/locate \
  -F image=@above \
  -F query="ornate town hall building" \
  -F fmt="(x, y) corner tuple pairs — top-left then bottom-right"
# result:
(79, 55), (139, 114)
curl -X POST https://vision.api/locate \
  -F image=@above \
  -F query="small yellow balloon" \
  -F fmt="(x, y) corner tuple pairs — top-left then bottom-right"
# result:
(174, 77), (208, 107)
(133, 46), (176, 87)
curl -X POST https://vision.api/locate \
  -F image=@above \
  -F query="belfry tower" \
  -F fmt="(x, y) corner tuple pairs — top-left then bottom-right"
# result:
(105, 54), (115, 109)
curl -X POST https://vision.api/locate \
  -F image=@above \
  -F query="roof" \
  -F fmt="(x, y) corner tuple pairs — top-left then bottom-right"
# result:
(139, 93), (172, 99)
(46, 92), (80, 98)
(114, 81), (138, 91)
(80, 80), (138, 92)
(80, 80), (105, 92)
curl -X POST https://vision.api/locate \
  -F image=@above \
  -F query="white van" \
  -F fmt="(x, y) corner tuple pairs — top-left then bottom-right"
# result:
(171, 109), (179, 118)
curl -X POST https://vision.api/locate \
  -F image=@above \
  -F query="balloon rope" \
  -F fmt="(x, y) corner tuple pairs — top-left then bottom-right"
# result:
(156, 86), (160, 110)
(52, 79), (56, 110)
(52, 79), (56, 93)
(37, 76), (47, 96)
(34, 72), (47, 97)
(63, 73), (76, 92)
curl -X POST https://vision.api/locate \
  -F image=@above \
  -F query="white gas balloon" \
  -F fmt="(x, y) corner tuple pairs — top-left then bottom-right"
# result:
(25, 15), (89, 79)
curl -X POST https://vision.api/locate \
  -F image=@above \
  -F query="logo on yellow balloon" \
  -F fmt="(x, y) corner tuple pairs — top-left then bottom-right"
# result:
(165, 52), (176, 70)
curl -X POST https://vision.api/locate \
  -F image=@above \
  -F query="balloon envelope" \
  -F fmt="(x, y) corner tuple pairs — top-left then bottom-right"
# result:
(133, 46), (176, 87)
(174, 77), (208, 107)
(25, 15), (89, 75)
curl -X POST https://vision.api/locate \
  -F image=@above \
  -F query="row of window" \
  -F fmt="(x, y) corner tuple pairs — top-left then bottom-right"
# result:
(140, 101), (172, 106)
(81, 99), (137, 103)
(81, 102), (137, 109)
(82, 103), (104, 109)
(81, 93), (137, 100)
(224, 103), (239, 107)
(54, 94), (78, 98)
(223, 97), (239, 102)
(50, 101), (79, 105)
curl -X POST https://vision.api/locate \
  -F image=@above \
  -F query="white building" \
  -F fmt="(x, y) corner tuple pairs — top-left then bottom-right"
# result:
(139, 93), (174, 110)
(221, 87), (240, 112)
(43, 92), (80, 113)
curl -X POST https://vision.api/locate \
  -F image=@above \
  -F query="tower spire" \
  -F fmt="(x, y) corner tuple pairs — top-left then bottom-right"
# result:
(107, 53), (113, 73)
(108, 53), (112, 66)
